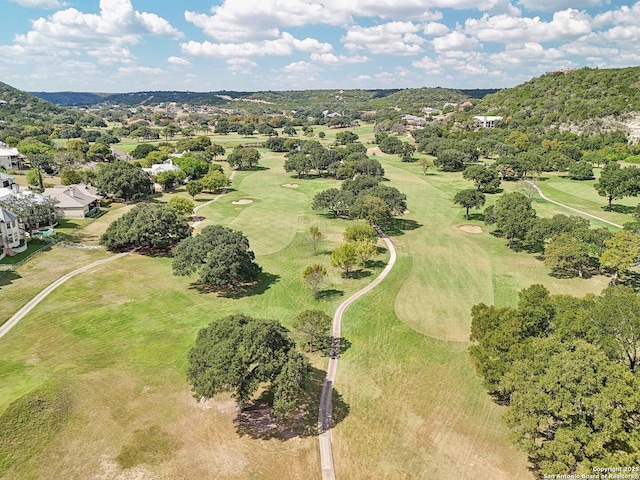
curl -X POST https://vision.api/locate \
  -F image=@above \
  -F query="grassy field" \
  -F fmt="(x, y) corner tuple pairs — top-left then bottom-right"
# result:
(0, 131), (629, 479)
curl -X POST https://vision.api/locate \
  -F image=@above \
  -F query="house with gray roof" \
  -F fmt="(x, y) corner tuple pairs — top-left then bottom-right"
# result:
(42, 184), (103, 219)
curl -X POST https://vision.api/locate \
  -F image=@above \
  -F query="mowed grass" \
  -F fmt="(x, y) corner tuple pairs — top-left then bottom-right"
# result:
(0, 135), (624, 479)
(533, 174), (636, 225)
(0, 152), (386, 479)
(380, 159), (610, 341)
(334, 259), (531, 480)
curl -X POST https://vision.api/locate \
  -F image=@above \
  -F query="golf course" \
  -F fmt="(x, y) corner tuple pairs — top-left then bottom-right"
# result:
(0, 127), (624, 479)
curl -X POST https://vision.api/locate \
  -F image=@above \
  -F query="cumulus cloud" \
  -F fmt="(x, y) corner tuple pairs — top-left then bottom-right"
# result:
(593, 3), (640, 28)
(412, 55), (444, 74)
(343, 22), (425, 55)
(181, 32), (332, 58)
(9, 0), (63, 7)
(464, 9), (592, 44)
(433, 30), (480, 52)
(168, 56), (191, 66)
(423, 22), (449, 36)
(9, 0), (182, 62)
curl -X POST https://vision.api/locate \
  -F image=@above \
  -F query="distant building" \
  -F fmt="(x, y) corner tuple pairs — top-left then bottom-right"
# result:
(473, 115), (504, 128)
(422, 107), (442, 115)
(402, 114), (427, 129)
(0, 172), (15, 188)
(0, 146), (24, 170)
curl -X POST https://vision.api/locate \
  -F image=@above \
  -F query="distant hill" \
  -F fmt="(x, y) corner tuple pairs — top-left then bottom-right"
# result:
(29, 87), (498, 111)
(1, 81), (64, 120)
(473, 66), (640, 132)
(31, 91), (107, 107)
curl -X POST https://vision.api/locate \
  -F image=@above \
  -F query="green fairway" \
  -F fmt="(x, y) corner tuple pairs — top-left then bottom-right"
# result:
(0, 152), (386, 479)
(0, 130), (624, 479)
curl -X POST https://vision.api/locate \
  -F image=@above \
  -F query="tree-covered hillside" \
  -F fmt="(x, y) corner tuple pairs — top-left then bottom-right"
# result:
(0, 81), (64, 122)
(474, 67), (640, 130)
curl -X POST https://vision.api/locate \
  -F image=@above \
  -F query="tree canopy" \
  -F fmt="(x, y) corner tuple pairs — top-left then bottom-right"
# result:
(172, 225), (262, 291)
(100, 203), (191, 252)
(94, 161), (152, 202)
(186, 315), (310, 416)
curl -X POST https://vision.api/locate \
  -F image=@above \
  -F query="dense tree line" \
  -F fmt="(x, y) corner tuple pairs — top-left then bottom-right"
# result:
(470, 284), (640, 475)
(483, 192), (640, 281)
(312, 175), (406, 226)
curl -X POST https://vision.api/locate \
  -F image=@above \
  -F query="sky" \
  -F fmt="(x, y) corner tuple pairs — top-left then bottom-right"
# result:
(1, 0), (640, 93)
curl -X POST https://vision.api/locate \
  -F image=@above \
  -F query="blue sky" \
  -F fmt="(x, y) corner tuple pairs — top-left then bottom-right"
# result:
(1, 0), (639, 93)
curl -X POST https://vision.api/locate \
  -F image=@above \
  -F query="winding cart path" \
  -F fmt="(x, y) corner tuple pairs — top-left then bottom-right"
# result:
(525, 180), (622, 228)
(318, 228), (397, 480)
(0, 252), (130, 340)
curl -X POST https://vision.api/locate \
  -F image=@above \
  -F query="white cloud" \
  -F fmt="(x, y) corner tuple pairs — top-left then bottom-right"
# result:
(412, 56), (444, 74)
(310, 53), (369, 65)
(464, 9), (592, 44)
(8, 0), (182, 63)
(423, 22), (449, 36)
(181, 32), (332, 58)
(168, 56), (191, 66)
(433, 30), (480, 52)
(593, 3), (640, 28)
(8, 0), (63, 7)
(343, 22), (425, 55)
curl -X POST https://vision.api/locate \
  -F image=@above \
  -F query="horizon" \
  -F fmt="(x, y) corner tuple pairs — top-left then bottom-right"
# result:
(2, 1), (639, 93)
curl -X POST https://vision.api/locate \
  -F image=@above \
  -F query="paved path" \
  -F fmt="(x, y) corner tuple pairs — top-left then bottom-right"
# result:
(318, 228), (397, 480)
(526, 180), (623, 228)
(0, 252), (130, 340)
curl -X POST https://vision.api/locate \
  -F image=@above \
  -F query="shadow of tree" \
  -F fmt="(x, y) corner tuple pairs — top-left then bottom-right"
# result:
(366, 259), (387, 269)
(467, 212), (485, 222)
(385, 217), (422, 236)
(0, 270), (21, 289)
(343, 269), (372, 279)
(233, 366), (349, 440)
(190, 272), (280, 298)
(604, 204), (636, 214)
(316, 288), (344, 300)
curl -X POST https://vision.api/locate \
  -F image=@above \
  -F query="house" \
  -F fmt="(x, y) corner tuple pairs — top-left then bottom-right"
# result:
(473, 115), (504, 128)
(142, 159), (181, 176)
(42, 184), (103, 219)
(402, 114), (427, 129)
(0, 206), (24, 259)
(0, 172), (15, 188)
(0, 146), (24, 170)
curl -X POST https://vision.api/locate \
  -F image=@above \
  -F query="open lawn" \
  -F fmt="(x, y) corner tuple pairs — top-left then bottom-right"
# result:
(0, 130), (624, 479)
(0, 152), (386, 479)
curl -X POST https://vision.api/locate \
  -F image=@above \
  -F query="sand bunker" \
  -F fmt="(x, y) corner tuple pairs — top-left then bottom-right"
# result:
(459, 225), (482, 234)
(232, 199), (253, 205)
(282, 183), (299, 188)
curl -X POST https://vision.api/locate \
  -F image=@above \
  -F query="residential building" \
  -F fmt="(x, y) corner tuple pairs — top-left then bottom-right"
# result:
(0, 206), (23, 259)
(473, 115), (504, 128)
(42, 184), (103, 219)
(0, 146), (24, 170)
(142, 159), (181, 176)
